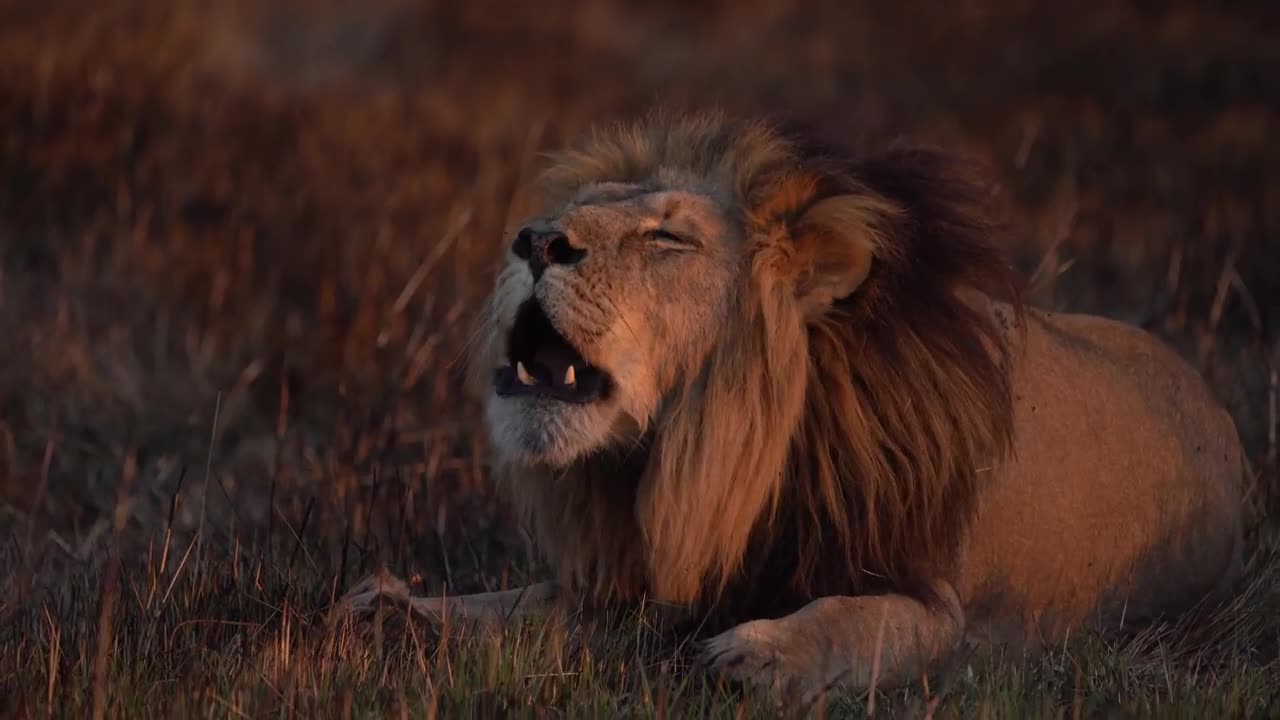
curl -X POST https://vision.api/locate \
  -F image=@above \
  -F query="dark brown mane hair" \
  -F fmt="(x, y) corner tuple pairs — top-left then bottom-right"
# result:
(725, 125), (1025, 621)
(500, 111), (1024, 621)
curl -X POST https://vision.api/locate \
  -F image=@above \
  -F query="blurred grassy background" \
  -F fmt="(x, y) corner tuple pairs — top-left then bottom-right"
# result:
(0, 0), (1277, 716)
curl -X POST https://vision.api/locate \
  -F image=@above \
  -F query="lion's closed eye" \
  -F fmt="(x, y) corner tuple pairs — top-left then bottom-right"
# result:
(647, 228), (700, 251)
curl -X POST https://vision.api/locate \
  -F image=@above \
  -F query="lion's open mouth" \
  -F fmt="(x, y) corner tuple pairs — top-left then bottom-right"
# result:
(494, 299), (611, 404)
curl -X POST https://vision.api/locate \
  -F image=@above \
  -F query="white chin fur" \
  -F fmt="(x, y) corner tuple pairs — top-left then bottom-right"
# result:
(485, 394), (618, 467)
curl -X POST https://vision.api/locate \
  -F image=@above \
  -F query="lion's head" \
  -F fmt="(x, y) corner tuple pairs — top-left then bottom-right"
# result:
(471, 112), (1022, 614)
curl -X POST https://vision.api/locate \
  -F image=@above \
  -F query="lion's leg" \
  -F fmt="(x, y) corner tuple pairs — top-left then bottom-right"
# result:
(341, 570), (558, 626)
(701, 587), (964, 703)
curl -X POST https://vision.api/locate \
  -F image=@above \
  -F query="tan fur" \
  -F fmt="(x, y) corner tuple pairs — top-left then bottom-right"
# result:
(342, 112), (1244, 702)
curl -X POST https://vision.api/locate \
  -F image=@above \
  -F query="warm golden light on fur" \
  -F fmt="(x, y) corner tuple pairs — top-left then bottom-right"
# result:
(376, 110), (1248, 700)
(475, 111), (1026, 607)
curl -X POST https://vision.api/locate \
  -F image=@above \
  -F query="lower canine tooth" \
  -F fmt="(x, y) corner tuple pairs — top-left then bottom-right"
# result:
(563, 365), (576, 385)
(516, 361), (536, 385)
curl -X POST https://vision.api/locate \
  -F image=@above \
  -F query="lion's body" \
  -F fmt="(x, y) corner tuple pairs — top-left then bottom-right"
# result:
(693, 302), (1244, 697)
(342, 112), (1244, 702)
(956, 305), (1242, 644)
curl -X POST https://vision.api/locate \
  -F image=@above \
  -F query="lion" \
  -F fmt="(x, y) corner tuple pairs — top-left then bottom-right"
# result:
(342, 111), (1244, 702)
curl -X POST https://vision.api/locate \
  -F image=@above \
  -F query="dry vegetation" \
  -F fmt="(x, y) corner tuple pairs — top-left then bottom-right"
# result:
(0, 0), (1278, 717)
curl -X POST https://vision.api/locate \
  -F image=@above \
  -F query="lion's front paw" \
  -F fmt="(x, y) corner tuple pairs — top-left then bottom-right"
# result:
(339, 569), (413, 615)
(701, 620), (804, 694)
(700, 619), (841, 706)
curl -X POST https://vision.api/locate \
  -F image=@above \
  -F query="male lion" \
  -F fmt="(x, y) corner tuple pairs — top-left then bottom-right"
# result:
(344, 112), (1244, 701)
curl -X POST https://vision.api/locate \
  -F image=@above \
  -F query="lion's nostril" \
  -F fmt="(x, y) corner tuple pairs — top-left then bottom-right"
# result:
(512, 227), (534, 260)
(520, 228), (585, 281)
(542, 231), (585, 266)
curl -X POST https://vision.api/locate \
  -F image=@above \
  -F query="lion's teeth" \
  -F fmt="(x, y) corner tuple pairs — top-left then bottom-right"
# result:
(563, 365), (576, 386)
(516, 361), (536, 385)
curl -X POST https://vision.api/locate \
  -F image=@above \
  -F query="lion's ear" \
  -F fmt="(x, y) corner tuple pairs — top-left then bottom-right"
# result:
(791, 193), (898, 319)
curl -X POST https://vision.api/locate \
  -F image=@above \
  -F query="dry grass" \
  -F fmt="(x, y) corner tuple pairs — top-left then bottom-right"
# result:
(0, 0), (1277, 717)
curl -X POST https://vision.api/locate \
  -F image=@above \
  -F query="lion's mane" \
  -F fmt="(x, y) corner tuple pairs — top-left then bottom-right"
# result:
(486, 112), (1024, 623)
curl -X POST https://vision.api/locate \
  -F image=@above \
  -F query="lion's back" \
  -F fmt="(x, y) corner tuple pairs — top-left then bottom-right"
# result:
(957, 307), (1244, 645)
(1040, 310), (1243, 496)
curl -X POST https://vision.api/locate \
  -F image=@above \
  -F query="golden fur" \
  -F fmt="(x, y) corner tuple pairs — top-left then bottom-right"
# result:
(345, 111), (1244, 701)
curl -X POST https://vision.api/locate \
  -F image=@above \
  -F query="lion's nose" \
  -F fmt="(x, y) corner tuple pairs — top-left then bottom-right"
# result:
(512, 227), (586, 281)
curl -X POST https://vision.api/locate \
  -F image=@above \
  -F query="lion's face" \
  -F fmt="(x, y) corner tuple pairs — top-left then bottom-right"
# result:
(483, 180), (742, 467)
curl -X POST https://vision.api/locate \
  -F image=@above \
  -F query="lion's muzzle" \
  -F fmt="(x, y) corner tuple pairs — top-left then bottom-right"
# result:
(494, 299), (612, 404)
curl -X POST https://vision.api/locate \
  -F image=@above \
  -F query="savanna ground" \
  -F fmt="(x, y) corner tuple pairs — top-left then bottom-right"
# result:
(0, 1), (1277, 717)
